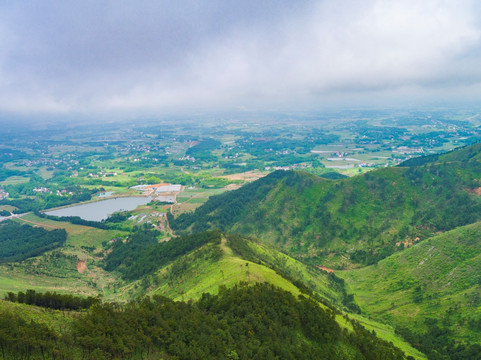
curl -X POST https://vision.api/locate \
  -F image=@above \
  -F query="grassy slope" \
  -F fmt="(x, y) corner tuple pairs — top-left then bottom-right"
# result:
(111, 237), (425, 359)
(173, 142), (481, 268)
(16, 213), (127, 248)
(0, 214), (425, 359)
(340, 221), (481, 344)
(0, 214), (125, 298)
(0, 300), (76, 332)
(0, 246), (119, 298)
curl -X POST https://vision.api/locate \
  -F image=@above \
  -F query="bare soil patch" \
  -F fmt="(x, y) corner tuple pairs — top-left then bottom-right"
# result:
(224, 183), (242, 190)
(467, 187), (481, 195)
(77, 260), (87, 274)
(220, 171), (266, 182)
(316, 265), (335, 273)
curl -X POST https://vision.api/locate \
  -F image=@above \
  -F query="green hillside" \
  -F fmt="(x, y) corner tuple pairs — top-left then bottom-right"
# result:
(0, 226), (425, 359)
(340, 221), (481, 357)
(0, 282), (419, 360)
(101, 231), (424, 359)
(172, 142), (481, 268)
(0, 214), (125, 298)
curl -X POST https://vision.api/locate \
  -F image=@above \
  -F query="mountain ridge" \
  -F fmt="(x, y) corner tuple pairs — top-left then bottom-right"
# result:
(172, 142), (481, 268)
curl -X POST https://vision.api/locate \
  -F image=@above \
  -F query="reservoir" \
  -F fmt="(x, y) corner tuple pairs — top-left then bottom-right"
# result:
(45, 196), (153, 222)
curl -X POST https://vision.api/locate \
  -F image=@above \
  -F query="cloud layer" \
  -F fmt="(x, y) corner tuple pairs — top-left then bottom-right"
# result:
(1, 0), (481, 115)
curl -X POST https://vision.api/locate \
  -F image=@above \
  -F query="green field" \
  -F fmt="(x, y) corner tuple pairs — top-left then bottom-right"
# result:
(1, 175), (30, 186)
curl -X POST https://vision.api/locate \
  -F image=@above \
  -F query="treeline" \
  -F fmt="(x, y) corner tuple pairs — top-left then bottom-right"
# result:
(396, 321), (481, 360)
(185, 138), (221, 162)
(34, 211), (110, 229)
(34, 210), (134, 231)
(0, 283), (409, 360)
(0, 221), (66, 262)
(171, 170), (290, 233)
(0, 166), (26, 182)
(103, 229), (222, 280)
(4, 289), (98, 311)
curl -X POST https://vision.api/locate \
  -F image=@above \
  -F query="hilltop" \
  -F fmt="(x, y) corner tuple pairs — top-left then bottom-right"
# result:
(171, 142), (481, 268)
(0, 225), (425, 359)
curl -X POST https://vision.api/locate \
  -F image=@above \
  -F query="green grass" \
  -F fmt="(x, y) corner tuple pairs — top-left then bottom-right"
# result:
(132, 239), (303, 302)
(0, 246), (119, 298)
(0, 175), (30, 185)
(38, 166), (54, 180)
(0, 205), (17, 212)
(340, 221), (481, 344)
(0, 300), (76, 332)
(17, 213), (127, 248)
(348, 314), (427, 360)
(139, 238), (424, 359)
(0, 215), (126, 298)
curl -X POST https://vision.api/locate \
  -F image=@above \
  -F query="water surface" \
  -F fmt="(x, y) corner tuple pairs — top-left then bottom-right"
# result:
(45, 196), (152, 221)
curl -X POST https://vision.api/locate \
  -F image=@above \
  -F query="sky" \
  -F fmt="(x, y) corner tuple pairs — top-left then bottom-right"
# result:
(1, 0), (481, 117)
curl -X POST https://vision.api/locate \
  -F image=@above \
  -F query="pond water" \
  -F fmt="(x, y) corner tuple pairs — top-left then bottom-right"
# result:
(45, 196), (153, 222)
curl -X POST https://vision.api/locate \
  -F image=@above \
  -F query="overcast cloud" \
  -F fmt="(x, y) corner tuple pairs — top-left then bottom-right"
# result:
(1, 0), (481, 116)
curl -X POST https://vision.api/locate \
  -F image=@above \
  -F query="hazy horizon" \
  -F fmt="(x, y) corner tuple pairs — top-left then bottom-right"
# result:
(2, 1), (481, 118)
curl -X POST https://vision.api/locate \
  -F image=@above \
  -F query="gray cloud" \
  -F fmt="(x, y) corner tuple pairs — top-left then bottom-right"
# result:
(1, 0), (481, 115)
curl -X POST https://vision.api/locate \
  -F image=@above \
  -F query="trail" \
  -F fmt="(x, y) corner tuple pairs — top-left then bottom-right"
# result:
(17, 216), (61, 229)
(164, 211), (174, 236)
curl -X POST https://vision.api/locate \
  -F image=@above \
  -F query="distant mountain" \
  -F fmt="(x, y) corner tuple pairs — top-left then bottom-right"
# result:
(172, 142), (481, 268)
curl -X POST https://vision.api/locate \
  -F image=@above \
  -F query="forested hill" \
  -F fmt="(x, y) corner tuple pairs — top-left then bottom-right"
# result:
(0, 283), (411, 360)
(172, 142), (481, 268)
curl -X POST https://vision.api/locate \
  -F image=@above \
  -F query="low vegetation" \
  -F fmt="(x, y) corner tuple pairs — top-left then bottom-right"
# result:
(341, 221), (481, 358)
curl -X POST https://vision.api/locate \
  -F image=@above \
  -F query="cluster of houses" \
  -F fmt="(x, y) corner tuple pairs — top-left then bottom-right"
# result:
(88, 171), (118, 178)
(33, 187), (73, 196)
(0, 189), (8, 200)
(181, 155), (196, 162)
(33, 187), (50, 193)
(265, 163), (313, 171)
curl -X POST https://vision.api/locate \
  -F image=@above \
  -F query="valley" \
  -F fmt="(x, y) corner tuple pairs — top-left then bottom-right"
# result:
(1, 112), (481, 359)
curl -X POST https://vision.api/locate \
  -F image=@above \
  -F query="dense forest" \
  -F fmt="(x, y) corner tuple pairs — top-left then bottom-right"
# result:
(0, 221), (66, 262)
(103, 229), (222, 280)
(0, 283), (409, 360)
(4, 290), (98, 311)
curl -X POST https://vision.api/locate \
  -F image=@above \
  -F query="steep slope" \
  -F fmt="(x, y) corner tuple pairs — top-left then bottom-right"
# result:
(172, 142), (481, 268)
(340, 220), (481, 351)
(339, 219), (481, 342)
(0, 283), (420, 360)
(1, 231), (426, 360)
